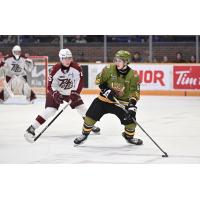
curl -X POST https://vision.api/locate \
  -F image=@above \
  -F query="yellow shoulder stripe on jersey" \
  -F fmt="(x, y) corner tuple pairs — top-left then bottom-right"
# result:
(95, 78), (100, 85)
(98, 95), (114, 104)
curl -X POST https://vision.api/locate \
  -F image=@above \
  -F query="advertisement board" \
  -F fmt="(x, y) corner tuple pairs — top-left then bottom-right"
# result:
(173, 65), (200, 89)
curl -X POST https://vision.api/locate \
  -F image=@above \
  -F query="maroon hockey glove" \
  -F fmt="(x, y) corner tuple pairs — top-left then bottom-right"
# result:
(69, 91), (80, 102)
(69, 91), (83, 109)
(0, 61), (4, 67)
(52, 91), (63, 104)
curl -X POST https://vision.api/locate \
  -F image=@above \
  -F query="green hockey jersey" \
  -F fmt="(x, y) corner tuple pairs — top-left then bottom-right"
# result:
(96, 63), (140, 104)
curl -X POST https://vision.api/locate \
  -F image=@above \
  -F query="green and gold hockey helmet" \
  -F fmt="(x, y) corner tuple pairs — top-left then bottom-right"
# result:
(114, 50), (132, 64)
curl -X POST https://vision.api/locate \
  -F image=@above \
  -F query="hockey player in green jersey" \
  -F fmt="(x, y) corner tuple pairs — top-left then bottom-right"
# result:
(74, 50), (143, 145)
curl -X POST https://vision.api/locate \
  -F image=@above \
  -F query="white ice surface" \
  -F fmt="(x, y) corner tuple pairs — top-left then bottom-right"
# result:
(0, 95), (200, 163)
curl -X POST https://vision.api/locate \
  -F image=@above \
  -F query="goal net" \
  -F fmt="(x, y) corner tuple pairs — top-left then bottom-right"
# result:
(0, 56), (48, 95)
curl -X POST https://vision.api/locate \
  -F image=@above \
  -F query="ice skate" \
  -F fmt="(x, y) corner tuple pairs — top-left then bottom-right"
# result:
(24, 125), (36, 143)
(74, 134), (88, 146)
(91, 126), (100, 134)
(122, 132), (143, 145)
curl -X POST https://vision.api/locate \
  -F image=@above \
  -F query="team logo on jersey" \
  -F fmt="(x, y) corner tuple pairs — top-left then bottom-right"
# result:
(111, 82), (125, 97)
(58, 77), (73, 89)
(111, 75), (116, 81)
(11, 63), (22, 72)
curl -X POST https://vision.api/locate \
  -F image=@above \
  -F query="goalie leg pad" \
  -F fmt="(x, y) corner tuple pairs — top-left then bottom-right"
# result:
(22, 82), (32, 100)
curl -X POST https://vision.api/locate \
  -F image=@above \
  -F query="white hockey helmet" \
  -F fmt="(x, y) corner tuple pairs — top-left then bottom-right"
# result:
(59, 48), (72, 60)
(12, 45), (21, 59)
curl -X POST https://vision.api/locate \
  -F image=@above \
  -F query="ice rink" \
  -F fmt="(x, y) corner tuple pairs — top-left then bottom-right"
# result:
(0, 94), (200, 164)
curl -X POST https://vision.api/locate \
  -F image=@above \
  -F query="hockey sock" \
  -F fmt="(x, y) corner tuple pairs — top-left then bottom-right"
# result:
(32, 107), (57, 129)
(82, 116), (97, 134)
(75, 104), (87, 118)
(124, 123), (136, 138)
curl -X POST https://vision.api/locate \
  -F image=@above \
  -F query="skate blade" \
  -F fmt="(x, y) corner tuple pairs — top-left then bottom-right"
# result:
(24, 134), (35, 143)
(91, 131), (101, 135)
(73, 140), (86, 147)
(124, 140), (143, 145)
(74, 143), (80, 147)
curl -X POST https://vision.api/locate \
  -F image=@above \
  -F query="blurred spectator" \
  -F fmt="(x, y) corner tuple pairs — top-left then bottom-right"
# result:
(129, 36), (148, 43)
(51, 37), (59, 44)
(174, 52), (186, 63)
(161, 55), (169, 63)
(64, 37), (68, 44)
(0, 52), (4, 64)
(72, 35), (87, 43)
(20, 36), (35, 44)
(153, 35), (160, 42)
(25, 53), (30, 58)
(107, 36), (132, 43)
(1, 35), (16, 44)
(189, 55), (196, 63)
(85, 35), (103, 42)
(76, 52), (89, 62)
(0, 36), (5, 44)
(132, 52), (143, 62)
(152, 57), (158, 63)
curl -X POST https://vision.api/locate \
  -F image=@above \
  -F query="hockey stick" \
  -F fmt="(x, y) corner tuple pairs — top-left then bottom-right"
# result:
(114, 97), (168, 157)
(34, 101), (71, 142)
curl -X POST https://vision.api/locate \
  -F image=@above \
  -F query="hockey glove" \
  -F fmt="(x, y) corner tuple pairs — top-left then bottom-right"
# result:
(69, 91), (83, 108)
(126, 99), (137, 120)
(69, 91), (80, 102)
(52, 91), (63, 104)
(0, 61), (4, 67)
(25, 58), (33, 64)
(99, 83), (116, 102)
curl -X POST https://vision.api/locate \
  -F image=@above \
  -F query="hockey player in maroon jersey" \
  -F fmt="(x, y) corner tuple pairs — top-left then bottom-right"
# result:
(0, 45), (36, 103)
(25, 48), (100, 142)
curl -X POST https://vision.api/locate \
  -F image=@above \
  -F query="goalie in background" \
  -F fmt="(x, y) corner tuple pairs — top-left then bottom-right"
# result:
(0, 45), (36, 103)
(25, 48), (100, 142)
(74, 50), (143, 145)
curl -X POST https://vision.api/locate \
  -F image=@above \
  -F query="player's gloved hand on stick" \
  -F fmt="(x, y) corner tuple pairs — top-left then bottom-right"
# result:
(69, 91), (84, 108)
(99, 83), (116, 102)
(126, 99), (137, 120)
(52, 91), (63, 104)
(69, 91), (80, 102)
